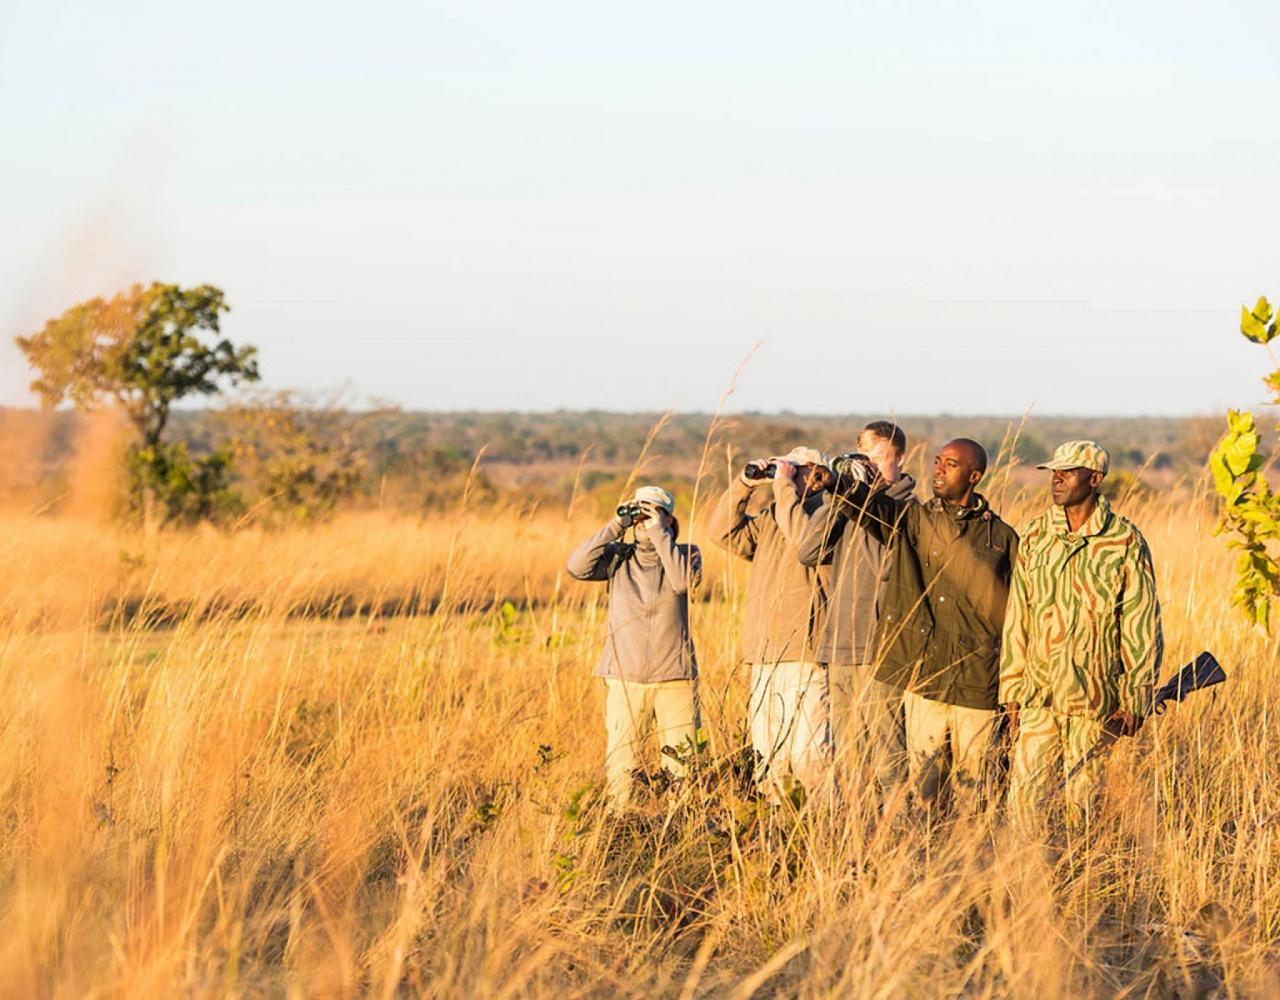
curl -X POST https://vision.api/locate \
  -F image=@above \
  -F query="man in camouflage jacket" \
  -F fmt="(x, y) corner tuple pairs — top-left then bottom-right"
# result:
(999, 440), (1163, 826)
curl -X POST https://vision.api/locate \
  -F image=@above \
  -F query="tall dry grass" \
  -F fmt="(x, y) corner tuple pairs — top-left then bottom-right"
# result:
(1, 477), (1278, 997)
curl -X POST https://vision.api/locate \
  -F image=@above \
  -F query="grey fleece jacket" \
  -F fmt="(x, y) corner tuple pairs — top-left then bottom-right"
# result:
(796, 474), (917, 666)
(566, 518), (702, 683)
(707, 475), (829, 665)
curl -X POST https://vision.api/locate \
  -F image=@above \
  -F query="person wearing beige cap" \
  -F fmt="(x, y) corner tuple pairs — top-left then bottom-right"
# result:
(999, 440), (1163, 828)
(708, 446), (833, 804)
(567, 485), (703, 810)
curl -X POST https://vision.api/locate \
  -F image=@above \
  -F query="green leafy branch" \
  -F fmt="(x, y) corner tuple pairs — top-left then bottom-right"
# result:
(1211, 296), (1280, 629)
(1241, 296), (1278, 347)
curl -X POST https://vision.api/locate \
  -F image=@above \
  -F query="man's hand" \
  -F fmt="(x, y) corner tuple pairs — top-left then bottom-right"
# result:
(1107, 708), (1139, 737)
(831, 453), (876, 495)
(773, 459), (795, 483)
(642, 503), (672, 537)
(1003, 702), (1020, 739)
(741, 460), (771, 487)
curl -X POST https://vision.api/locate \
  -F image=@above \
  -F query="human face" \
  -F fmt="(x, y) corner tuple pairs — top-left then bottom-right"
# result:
(1050, 467), (1099, 507)
(931, 442), (980, 502)
(856, 433), (902, 484)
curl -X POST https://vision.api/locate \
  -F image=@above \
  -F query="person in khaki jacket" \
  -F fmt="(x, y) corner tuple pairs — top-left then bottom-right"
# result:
(567, 485), (703, 810)
(1000, 441), (1162, 828)
(708, 446), (832, 803)
(824, 439), (1018, 814)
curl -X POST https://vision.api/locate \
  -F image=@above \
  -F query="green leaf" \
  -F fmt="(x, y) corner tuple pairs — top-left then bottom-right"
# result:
(1226, 409), (1254, 435)
(1242, 299), (1278, 343)
(1209, 438), (1234, 495)
(1210, 455), (1234, 497)
(1222, 428), (1259, 477)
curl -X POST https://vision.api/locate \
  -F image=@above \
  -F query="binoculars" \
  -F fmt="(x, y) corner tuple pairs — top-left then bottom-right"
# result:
(831, 452), (876, 482)
(616, 502), (647, 527)
(742, 461), (778, 481)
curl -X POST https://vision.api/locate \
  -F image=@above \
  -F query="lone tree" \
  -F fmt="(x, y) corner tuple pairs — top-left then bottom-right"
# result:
(16, 281), (260, 524)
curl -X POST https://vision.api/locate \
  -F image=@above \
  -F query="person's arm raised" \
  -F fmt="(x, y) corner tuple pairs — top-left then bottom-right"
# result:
(705, 477), (761, 561)
(796, 491), (843, 567)
(565, 519), (626, 582)
(829, 459), (903, 544)
(646, 512), (702, 594)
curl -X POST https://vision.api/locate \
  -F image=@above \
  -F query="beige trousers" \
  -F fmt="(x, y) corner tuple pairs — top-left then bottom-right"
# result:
(603, 678), (699, 809)
(747, 661), (831, 803)
(903, 691), (997, 813)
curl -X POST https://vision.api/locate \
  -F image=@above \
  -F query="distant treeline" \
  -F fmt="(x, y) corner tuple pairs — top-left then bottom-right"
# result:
(0, 407), (1251, 522)
(181, 408), (1232, 474)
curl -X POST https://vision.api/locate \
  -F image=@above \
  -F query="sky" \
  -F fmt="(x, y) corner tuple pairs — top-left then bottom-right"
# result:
(1, 0), (1278, 416)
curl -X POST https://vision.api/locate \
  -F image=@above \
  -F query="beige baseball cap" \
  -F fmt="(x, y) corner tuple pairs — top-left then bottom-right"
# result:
(772, 446), (826, 467)
(632, 485), (676, 513)
(1037, 440), (1110, 476)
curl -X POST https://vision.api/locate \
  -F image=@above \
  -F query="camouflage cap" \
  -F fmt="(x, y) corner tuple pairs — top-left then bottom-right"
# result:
(772, 446), (826, 467)
(633, 485), (676, 513)
(1037, 440), (1110, 476)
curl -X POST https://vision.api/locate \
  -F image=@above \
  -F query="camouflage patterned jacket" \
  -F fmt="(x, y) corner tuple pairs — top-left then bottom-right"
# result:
(998, 494), (1163, 721)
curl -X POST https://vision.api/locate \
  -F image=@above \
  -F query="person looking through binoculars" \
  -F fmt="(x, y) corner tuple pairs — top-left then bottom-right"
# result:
(566, 486), (702, 810)
(797, 422), (917, 800)
(708, 446), (833, 805)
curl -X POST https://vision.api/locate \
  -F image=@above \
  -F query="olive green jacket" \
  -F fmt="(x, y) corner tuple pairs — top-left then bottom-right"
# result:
(831, 481), (1019, 710)
(998, 495), (1162, 720)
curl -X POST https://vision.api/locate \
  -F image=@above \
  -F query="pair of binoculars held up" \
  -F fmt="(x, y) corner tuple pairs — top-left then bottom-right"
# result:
(616, 502), (648, 527)
(741, 462), (778, 482)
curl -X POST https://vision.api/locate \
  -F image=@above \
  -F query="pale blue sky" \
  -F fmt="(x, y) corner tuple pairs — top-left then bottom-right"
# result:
(2, 1), (1278, 415)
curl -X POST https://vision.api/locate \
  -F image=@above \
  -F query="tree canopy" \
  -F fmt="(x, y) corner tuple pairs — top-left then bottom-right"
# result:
(16, 282), (259, 447)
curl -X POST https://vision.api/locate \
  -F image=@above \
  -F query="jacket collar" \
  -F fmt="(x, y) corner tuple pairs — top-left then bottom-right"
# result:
(926, 490), (992, 521)
(886, 473), (916, 500)
(1049, 492), (1112, 539)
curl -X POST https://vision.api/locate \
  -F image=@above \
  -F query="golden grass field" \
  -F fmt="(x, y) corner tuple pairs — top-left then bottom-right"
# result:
(1, 472), (1278, 997)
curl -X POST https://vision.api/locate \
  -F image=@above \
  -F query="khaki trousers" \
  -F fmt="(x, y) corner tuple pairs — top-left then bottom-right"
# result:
(747, 661), (831, 803)
(829, 664), (907, 796)
(1006, 706), (1106, 829)
(903, 691), (996, 813)
(603, 678), (699, 809)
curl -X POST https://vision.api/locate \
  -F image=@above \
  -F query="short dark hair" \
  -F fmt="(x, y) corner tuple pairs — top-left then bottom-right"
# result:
(951, 438), (988, 475)
(860, 420), (907, 456)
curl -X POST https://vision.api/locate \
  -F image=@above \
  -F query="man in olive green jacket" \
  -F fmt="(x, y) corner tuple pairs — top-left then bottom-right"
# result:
(829, 439), (1018, 813)
(1000, 441), (1162, 827)
(708, 446), (831, 802)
